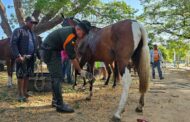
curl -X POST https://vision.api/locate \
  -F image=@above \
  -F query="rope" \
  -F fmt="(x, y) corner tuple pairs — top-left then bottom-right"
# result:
(34, 60), (46, 92)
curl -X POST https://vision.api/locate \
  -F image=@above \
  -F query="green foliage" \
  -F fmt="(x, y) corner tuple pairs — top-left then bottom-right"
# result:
(80, 1), (136, 25)
(158, 45), (172, 62)
(34, 0), (136, 25)
(141, 0), (190, 63)
(167, 40), (190, 61)
(141, 0), (190, 40)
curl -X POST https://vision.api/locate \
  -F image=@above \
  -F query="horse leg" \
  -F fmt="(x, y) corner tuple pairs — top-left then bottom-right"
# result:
(113, 67), (132, 121)
(112, 61), (118, 88)
(104, 63), (111, 86)
(86, 62), (94, 101)
(72, 70), (78, 89)
(6, 59), (13, 87)
(82, 77), (87, 88)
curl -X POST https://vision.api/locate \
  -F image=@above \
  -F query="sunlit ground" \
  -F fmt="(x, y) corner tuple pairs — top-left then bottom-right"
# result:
(0, 67), (190, 122)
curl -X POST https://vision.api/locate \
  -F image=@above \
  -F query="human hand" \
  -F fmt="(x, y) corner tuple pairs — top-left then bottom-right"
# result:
(16, 56), (24, 63)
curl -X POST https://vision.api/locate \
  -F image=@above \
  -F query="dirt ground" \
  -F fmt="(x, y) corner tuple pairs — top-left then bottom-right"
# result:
(0, 68), (190, 122)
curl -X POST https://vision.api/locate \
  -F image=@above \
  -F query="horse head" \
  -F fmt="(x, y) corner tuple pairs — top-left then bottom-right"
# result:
(61, 17), (80, 27)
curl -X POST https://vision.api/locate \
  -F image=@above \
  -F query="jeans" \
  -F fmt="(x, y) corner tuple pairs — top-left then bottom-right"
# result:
(152, 61), (163, 79)
(62, 59), (73, 83)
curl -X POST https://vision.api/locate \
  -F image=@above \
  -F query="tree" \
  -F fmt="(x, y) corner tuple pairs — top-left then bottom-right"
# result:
(80, 1), (136, 25)
(0, 0), (135, 37)
(140, 0), (190, 41)
(167, 40), (189, 61)
(0, 0), (92, 37)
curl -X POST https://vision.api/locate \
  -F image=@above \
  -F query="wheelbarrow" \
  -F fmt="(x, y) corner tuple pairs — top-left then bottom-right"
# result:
(28, 60), (52, 92)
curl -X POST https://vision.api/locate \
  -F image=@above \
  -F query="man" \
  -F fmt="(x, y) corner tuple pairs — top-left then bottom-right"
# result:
(10, 16), (38, 102)
(42, 21), (93, 113)
(150, 44), (164, 80)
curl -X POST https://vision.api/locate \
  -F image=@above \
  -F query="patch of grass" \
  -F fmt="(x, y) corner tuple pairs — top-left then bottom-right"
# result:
(0, 109), (6, 113)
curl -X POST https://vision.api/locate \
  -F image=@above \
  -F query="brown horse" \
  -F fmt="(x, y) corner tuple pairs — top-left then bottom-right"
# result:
(0, 37), (42, 87)
(62, 18), (119, 88)
(0, 38), (15, 87)
(78, 19), (150, 121)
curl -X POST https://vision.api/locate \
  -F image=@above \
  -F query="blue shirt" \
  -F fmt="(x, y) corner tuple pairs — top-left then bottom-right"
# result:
(28, 30), (34, 55)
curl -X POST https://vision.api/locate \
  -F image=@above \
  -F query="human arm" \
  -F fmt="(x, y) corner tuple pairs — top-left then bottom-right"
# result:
(65, 42), (93, 80)
(10, 29), (24, 62)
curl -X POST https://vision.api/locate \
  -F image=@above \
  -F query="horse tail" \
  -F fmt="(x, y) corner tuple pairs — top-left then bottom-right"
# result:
(132, 23), (150, 94)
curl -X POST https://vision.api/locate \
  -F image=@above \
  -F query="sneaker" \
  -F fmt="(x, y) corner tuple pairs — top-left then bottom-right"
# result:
(18, 97), (28, 102)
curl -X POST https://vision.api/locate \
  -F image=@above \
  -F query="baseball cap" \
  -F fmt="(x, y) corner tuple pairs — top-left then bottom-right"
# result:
(25, 16), (38, 24)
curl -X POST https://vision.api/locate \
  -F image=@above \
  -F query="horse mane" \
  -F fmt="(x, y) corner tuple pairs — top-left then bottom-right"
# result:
(83, 26), (101, 53)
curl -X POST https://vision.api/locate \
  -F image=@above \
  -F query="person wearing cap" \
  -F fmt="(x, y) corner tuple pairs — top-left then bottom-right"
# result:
(42, 20), (93, 113)
(10, 16), (38, 102)
(150, 44), (164, 80)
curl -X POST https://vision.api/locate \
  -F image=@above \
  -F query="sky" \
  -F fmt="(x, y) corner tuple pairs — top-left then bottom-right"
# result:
(0, 0), (143, 38)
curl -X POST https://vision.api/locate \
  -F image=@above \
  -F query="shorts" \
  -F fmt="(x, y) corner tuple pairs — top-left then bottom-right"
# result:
(16, 57), (35, 79)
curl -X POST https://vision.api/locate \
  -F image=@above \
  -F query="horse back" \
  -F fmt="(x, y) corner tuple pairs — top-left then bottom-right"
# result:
(94, 20), (136, 63)
(0, 38), (12, 60)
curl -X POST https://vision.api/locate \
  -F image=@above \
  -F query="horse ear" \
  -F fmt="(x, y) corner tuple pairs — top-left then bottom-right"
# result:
(61, 13), (65, 19)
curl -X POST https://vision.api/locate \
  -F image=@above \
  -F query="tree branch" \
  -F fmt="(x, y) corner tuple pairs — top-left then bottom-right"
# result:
(0, 0), (12, 37)
(69, 0), (91, 16)
(33, 15), (63, 35)
(32, 9), (41, 21)
(13, 0), (25, 26)
(164, 29), (190, 39)
(39, 11), (56, 24)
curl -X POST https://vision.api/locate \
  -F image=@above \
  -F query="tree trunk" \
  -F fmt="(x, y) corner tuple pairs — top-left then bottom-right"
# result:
(0, 0), (12, 37)
(33, 16), (63, 35)
(13, 0), (25, 26)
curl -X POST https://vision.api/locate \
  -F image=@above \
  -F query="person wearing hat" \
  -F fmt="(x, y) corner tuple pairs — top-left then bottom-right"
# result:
(42, 20), (93, 113)
(150, 44), (164, 80)
(10, 16), (38, 102)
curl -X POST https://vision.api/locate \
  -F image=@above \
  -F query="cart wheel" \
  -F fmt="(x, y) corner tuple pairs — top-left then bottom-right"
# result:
(34, 79), (45, 92)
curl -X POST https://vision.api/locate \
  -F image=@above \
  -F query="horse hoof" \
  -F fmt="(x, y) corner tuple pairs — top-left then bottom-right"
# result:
(111, 116), (121, 122)
(72, 85), (77, 89)
(112, 85), (116, 88)
(135, 107), (143, 113)
(86, 96), (91, 101)
(104, 83), (108, 86)
(121, 109), (125, 113)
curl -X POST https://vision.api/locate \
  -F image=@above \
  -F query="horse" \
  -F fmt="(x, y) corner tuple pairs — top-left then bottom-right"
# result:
(62, 17), (119, 88)
(78, 19), (150, 121)
(0, 37), (42, 87)
(0, 38), (15, 87)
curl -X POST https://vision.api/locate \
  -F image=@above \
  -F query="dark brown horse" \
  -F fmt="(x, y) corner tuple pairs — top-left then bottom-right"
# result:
(78, 19), (150, 121)
(62, 18), (119, 88)
(0, 37), (42, 87)
(0, 38), (15, 87)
